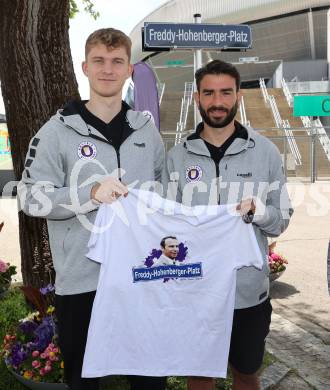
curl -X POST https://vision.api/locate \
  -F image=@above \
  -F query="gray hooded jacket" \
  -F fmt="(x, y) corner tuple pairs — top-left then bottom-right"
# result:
(18, 104), (165, 295)
(163, 125), (293, 309)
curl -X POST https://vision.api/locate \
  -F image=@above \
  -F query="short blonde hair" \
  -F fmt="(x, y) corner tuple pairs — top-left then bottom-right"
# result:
(85, 28), (131, 60)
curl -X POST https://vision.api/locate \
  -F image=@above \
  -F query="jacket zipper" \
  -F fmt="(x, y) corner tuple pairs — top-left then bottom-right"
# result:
(214, 162), (220, 205)
(86, 133), (121, 181)
(115, 149), (121, 181)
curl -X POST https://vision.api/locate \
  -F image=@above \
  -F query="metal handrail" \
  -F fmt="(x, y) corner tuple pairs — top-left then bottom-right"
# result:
(281, 79), (330, 162)
(314, 119), (330, 161)
(158, 83), (165, 105)
(265, 88), (302, 166)
(259, 78), (302, 164)
(259, 78), (270, 105)
(268, 95), (282, 128)
(239, 95), (250, 127)
(175, 82), (194, 145)
(302, 116), (330, 162)
(281, 78), (293, 107)
(282, 120), (302, 166)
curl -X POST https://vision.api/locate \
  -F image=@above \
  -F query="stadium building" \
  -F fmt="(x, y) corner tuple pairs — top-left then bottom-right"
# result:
(129, 0), (330, 181)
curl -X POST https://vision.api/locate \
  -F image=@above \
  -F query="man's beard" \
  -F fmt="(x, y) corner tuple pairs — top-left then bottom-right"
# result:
(198, 100), (238, 128)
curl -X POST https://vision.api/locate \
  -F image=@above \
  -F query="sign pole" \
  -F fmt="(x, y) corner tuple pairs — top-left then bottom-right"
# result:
(328, 8), (330, 79)
(194, 13), (202, 129)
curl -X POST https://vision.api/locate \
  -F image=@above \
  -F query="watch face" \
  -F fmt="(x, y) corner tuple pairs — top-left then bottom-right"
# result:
(242, 210), (254, 224)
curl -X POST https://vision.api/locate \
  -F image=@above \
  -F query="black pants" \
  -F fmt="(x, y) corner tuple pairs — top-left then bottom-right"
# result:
(56, 291), (167, 390)
(229, 298), (273, 374)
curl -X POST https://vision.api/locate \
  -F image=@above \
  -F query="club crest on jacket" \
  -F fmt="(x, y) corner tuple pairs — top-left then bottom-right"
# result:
(77, 142), (97, 160)
(185, 165), (203, 182)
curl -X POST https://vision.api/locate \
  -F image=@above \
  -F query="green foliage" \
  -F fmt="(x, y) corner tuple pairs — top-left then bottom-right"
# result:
(70, 0), (100, 20)
(100, 375), (130, 389)
(0, 288), (30, 390)
(0, 264), (17, 294)
(262, 350), (277, 369)
(0, 359), (25, 390)
(69, 0), (79, 18)
(215, 376), (232, 389)
(100, 376), (233, 390)
(167, 376), (187, 390)
(0, 288), (30, 340)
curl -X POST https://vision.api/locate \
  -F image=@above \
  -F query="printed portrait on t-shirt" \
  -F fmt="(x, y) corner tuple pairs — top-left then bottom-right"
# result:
(131, 235), (203, 283)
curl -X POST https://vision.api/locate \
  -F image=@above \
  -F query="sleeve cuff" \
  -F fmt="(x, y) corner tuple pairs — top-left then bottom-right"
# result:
(76, 183), (100, 214)
(252, 206), (270, 226)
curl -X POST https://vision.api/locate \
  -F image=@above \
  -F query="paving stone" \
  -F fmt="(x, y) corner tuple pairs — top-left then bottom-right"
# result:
(274, 372), (313, 389)
(266, 313), (330, 390)
(260, 361), (290, 389)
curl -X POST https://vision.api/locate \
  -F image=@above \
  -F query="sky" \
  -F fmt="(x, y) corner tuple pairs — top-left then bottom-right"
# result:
(0, 0), (165, 114)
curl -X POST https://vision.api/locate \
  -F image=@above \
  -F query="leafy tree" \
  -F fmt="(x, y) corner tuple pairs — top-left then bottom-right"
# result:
(0, 0), (97, 288)
(70, 0), (99, 19)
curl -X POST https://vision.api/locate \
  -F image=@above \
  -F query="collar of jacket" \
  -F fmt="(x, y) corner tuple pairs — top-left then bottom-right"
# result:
(183, 121), (255, 157)
(53, 104), (152, 140)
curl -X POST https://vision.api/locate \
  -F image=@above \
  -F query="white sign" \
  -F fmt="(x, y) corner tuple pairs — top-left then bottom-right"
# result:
(239, 57), (259, 63)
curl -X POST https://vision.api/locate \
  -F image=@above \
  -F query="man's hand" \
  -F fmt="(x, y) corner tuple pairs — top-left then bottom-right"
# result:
(91, 177), (128, 204)
(236, 198), (256, 224)
(236, 198), (256, 215)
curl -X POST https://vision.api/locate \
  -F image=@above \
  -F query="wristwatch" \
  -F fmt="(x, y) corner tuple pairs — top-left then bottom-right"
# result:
(242, 209), (254, 224)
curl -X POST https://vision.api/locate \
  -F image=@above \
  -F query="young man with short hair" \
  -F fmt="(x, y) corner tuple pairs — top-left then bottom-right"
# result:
(19, 28), (166, 390)
(163, 60), (293, 390)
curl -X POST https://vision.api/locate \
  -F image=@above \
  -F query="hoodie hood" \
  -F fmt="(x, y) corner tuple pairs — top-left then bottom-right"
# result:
(183, 122), (256, 157)
(50, 100), (153, 137)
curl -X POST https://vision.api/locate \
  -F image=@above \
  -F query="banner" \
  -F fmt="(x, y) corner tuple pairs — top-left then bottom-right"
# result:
(133, 62), (160, 130)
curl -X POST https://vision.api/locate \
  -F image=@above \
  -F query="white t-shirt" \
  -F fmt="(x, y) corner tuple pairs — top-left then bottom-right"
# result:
(82, 189), (263, 378)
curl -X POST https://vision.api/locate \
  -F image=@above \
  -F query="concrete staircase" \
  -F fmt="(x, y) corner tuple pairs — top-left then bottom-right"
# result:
(159, 91), (182, 133)
(269, 89), (329, 178)
(240, 89), (290, 172)
(242, 88), (330, 179)
(160, 90), (195, 150)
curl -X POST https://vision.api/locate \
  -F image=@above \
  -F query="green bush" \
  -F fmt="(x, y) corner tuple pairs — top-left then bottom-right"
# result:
(100, 375), (232, 390)
(0, 288), (30, 389)
(0, 288), (30, 339)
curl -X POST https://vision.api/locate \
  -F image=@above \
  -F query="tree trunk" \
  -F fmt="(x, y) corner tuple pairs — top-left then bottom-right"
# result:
(0, 0), (80, 288)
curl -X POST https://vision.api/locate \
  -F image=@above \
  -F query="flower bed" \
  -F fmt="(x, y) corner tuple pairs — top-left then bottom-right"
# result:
(1, 286), (65, 386)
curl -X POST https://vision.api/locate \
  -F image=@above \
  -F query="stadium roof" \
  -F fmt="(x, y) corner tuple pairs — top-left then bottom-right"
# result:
(129, 0), (330, 88)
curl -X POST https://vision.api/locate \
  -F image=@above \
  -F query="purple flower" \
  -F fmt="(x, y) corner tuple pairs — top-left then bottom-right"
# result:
(31, 316), (56, 351)
(39, 284), (55, 295)
(19, 320), (38, 335)
(9, 343), (28, 368)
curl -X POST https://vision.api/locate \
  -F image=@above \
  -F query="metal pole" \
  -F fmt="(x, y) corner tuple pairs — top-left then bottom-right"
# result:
(194, 13), (202, 129)
(328, 8), (330, 79)
(283, 136), (287, 179)
(310, 130), (316, 183)
(308, 8), (316, 60)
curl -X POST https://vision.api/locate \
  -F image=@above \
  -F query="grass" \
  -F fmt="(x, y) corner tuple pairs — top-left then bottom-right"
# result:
(99, 375), (233, 390)
(0, 288), (275, 390)
(0, 288), (29, 389)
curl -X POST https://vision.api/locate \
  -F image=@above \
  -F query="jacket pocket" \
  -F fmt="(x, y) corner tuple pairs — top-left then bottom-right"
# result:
(62, 219), (77, 254)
